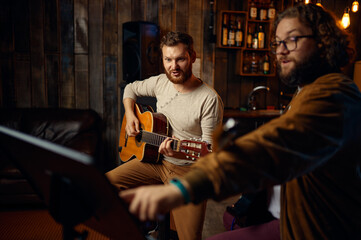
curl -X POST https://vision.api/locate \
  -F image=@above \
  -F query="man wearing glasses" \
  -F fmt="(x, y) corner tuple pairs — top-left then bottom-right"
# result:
(120, 4), (361, 239)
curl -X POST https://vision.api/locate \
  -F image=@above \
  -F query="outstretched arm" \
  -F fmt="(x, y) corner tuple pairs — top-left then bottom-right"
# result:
(119, 179), (191, 221)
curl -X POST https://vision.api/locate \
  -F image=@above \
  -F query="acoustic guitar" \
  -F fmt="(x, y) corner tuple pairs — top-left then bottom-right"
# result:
(118, 103), (212, 163)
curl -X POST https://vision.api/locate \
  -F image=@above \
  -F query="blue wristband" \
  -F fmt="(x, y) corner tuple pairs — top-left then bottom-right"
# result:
(169, 179), (191, 204)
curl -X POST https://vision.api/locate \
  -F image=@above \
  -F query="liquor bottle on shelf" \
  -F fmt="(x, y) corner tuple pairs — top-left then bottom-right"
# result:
(268, 1), (276, 19)
(249, 0), (257, 20)
(257, 25), (265, 49)
(222, 13), (229, 46)
(252, 30), (258, 49)
(235, 16), (243, 47)
(259, 3), (267, 21)
(243, 52), (251, 73)
(247, 27), (253, 48)
(263, 54), (270, 74)
(228, 14), (236, 47)
(250, 52), (259, 74)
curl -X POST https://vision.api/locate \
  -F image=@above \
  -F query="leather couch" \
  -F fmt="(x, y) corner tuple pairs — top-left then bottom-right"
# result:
(0, 108), (106, 208)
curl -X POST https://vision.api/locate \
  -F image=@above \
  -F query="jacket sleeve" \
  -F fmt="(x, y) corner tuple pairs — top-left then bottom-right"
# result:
(184, 77), (349, 203)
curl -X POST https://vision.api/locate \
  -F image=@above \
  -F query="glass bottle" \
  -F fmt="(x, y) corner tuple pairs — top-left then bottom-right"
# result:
(252, 31), (258, 49)
(243, 52), (250, 73)
(247, 27), (253, 48)
(235, 16), (243, 47)
(268, 1), (276, 19)
(249, 0), (257, 20)
(228, 14), (236, 47)
(250, 52), (259, 73)
(222, 13), (228, 46)
(263, 54), (270, 74)
(259, 3), (267, 20)
(257, 25), (265, 49)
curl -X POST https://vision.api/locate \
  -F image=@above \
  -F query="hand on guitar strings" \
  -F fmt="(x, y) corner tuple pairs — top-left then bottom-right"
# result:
(159, 137), (175, 157)
(119, 184), (185, 221)
(125, 113), (140, 137)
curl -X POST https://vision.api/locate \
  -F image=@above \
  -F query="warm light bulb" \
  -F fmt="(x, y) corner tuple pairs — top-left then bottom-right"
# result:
(305, 0), (311, 4)
(316, 0), (322, 6)
(352, 0), (359, 12)
(341, 8), (351, 29)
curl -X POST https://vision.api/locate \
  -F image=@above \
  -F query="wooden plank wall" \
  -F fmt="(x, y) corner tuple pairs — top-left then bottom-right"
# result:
(0, 0), (360, 167)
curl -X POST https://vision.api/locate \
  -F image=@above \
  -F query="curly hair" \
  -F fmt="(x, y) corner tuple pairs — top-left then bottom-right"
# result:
(160, 31), (195, 57)
(272, 4), (355, 70)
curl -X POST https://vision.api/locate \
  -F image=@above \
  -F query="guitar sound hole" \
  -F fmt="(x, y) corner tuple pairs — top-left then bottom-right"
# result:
(135, 133), (142, 143)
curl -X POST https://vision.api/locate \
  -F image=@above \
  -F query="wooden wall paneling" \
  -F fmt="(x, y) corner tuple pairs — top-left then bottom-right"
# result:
(131, 0), (145, 21)
(74, 0), (89, 54)
(29, 0), (46, 107)
(13, 0), (30, 53)
(189, 0), (203, 80)
(0, 56), (15, 108)
(59, 0), (75, 108)
(267, 76), (280, 109)
(226, 52), (240, 108)
(146, 0), (159, 24)
(74, 55), (89, 108)
(175, 0), (189, 33)
(0, 2), (12, 107)
(0, 2), (13, 53)
(213, 0), (230, 103)
(239, 77), (253, 108)
(159, 0), (174, 35)
(189, 0), (203, 58)
(118, 0), (131, 143)
(14, 54), (31, 108)
(89, 0), (104, 116)
(104, 0), (119, 163)
(74, 0), (89, 109)
(45, 54), (60, 107)
(44, 0), (59, 53)
(12, 0), (31, 108)
(202, 0), (216, 86)
(44, 0), (60, 108)
(213, 50), (228, 105)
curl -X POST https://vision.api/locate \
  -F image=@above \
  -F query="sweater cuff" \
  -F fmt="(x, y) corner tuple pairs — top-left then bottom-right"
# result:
(183, 168), (215, 204)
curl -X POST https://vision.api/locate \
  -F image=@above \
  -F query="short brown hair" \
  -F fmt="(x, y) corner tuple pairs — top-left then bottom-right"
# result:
(272, 4), (355, 70)
(160, 31), (195, 57)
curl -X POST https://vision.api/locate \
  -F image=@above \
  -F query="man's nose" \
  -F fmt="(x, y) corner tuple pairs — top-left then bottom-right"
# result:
(171, 60), (179, 69)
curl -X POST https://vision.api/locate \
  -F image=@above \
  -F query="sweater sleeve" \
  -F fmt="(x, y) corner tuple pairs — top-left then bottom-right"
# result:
(123, 74), (163, 100)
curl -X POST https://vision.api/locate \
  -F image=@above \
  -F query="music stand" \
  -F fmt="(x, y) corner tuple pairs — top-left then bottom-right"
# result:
(0, 125), (145, 240)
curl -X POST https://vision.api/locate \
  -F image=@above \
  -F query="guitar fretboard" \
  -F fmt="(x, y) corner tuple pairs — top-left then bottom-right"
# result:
(140, 130), (179, 151)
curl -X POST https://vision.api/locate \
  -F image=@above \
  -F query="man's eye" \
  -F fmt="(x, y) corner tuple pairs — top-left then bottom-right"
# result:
(287, 37), (297, 42)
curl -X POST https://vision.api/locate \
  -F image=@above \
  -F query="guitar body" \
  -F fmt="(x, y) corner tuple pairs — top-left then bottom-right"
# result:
(118, 103), (169, 163)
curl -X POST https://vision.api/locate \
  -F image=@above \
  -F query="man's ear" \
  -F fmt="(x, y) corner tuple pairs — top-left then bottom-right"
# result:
(191, 51), (196, 63)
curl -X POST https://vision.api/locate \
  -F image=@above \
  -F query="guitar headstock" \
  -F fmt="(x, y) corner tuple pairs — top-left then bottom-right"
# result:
(179, 139), (212, 161)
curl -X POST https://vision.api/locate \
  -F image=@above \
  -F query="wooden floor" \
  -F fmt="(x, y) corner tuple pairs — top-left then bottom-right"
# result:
(202, 196), (240, 239)
(0, 195), (239, 240)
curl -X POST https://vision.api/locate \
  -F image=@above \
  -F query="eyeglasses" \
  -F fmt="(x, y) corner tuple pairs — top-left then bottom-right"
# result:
(270, 35), (315, 54)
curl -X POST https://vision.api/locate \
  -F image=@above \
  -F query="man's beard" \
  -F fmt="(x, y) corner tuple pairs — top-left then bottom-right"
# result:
(277, 52), (327, 87)
(165, 65), (192, 84)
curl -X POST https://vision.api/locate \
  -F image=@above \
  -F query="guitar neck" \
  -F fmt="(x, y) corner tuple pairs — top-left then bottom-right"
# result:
(141, 130), (179, 151)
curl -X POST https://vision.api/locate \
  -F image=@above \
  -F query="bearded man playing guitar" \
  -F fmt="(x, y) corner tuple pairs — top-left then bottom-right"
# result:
(106, 31), (224, 240)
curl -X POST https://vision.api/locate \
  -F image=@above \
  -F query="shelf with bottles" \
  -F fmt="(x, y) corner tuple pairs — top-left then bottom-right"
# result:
(217, 10), (247, 49)
(236, 49), (276, 76)
(245, 22), (270, 50)
(248, 0), (277, 22)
